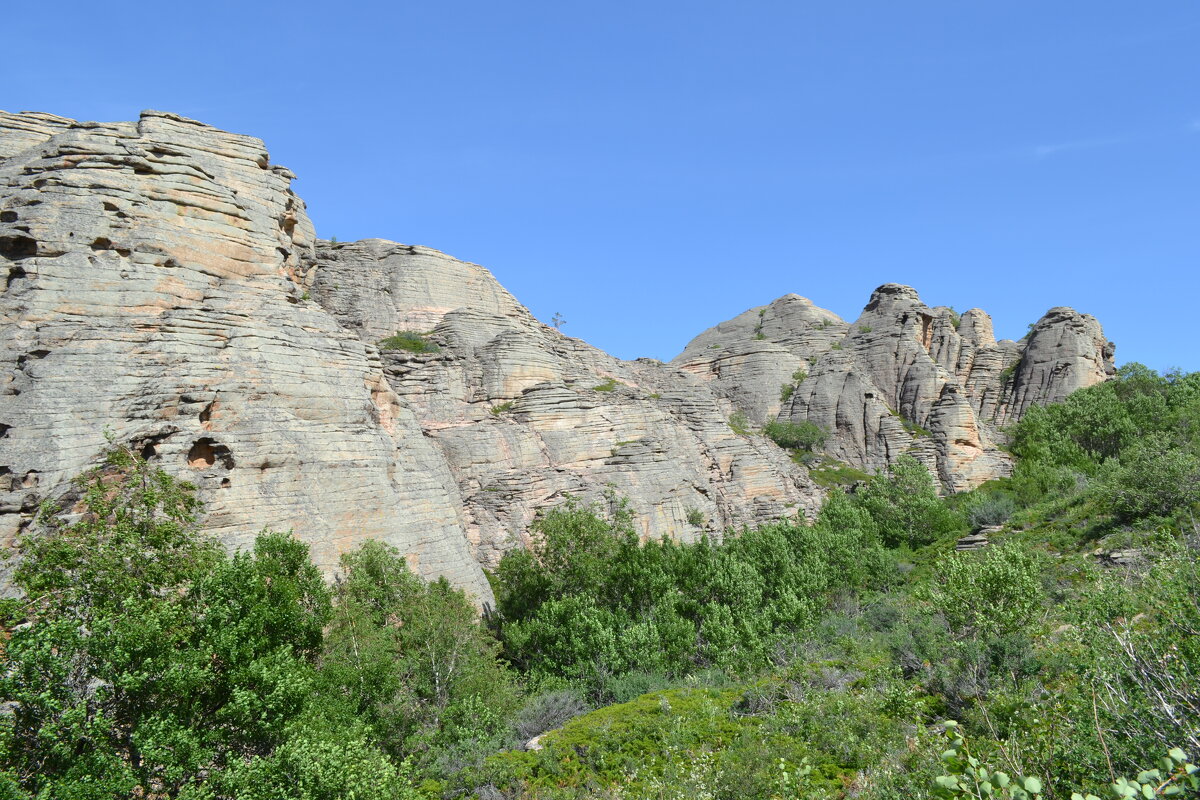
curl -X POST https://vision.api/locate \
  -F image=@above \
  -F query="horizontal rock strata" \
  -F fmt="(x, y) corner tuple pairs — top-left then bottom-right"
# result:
(0, 111), (490, 601)
(313, 239), (822, 569)
(0, 107), (1115, 599)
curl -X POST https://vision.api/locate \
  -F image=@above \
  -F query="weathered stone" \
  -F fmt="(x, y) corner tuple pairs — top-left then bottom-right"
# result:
(0, 111), (491, 602)
(313, 241), (822, 569)
(676, 283), (1114, 491)
(0, 108), (1116, 602)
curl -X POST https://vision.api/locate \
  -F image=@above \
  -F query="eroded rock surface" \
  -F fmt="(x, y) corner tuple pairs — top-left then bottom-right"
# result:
(0, 111), (490, 601)
(673, 284), (1114, 491)
(313, 240), (822, 569)
(0, 108), (1114, 600)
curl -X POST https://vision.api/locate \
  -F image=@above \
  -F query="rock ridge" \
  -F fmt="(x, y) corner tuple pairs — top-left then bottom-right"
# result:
(673, 284), (1114, 491)
(0, 109), (1115, 599)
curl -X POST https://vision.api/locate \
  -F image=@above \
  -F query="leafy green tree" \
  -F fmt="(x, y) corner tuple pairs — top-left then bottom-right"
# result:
(319, 541), (517, 769)
(924, 541), (1045, 641)
(853, 454), (965, 548)
(0, 449), (400, 799)
(1100, 435), (1200, 522)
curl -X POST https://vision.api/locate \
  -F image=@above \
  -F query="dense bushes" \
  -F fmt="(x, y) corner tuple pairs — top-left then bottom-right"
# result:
(378, 330), (440, 354)
(763, 419), (827, 451)
(494, 493), (887, 695)
(1007, 364), (1200, 523)
(5, 366), (1200, 799)
(0, 449), (505, 798)
(853, 454), (965, 547)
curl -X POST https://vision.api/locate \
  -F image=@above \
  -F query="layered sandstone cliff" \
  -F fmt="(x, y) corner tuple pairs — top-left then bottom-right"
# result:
(674, 284), (1114, 491)
(312, 239), (821, 569)
(0, 110), (490, 600)
(0, 111), (821, 597)
(0, 109), (1114, 598)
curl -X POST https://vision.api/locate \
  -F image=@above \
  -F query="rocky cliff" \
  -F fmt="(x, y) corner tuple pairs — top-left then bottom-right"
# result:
(0, 109), (1113, 599)
(0, 110), (490, 600)
(0, 111), (821, 599)
(311, 239), (821, 569)
(674, 284), (1114, 492)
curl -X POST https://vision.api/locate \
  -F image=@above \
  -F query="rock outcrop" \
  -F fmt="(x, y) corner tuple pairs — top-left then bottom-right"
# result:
(0, 111), (490, 601)
(0, 110), (821, 597)
(0, 108), (1114, 599)
(674, 284), (1114, 491)
(313, 240), (821, 569)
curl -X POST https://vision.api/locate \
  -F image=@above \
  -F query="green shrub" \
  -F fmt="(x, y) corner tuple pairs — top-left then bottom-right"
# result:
(493, 497), (885, 693)
(490, 401), (515, 416)
(592, 377), (620, 392)
(1100, 436), (1200, 522)
(807, 457), (874, 488)
(764, 419), (827, 451)
(966, 492), (1017, 528)
(378, 330), (440, 353)
(685, 507), (706, 527)
(780, 383), (795, 403)
(2, 449), (342, 798)
(512, 690), (589, 742)
(320, 541), (517, 767)
(853, 455), (965, 548)
(923, 541), (1044, 640)
(932, 721), (1198, 800)
(729, 410), (752, 435)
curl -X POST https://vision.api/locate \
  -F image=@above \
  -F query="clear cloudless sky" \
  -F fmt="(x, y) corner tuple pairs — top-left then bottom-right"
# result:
(5, 1), (1198, 370)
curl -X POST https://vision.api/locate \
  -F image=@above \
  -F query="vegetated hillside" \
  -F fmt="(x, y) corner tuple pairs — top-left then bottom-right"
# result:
(3, 365), (1197, 800)
(0, 109), (1114, 601)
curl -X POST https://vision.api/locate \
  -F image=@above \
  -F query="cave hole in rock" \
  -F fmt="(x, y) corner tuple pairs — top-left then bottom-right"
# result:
(134, 431), (174, 462)
(21, 471), (38, 489)
(17, 350), (49, 368)
(0, 235), (36, 260)
(90, 237), (113, 251)
(220, 477), (231, 489)
(199, 400), (218, 427)
(187, 437), (234, 470)
(0, 466), (11, 491)
(0, 424), (10, 438)
(6, 265), (27, 289)
(0, 211), (17, 223)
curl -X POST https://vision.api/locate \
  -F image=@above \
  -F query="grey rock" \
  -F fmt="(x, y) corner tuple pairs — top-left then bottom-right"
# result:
(675, 283), (1114, 491)
(0, 110), (491, 602)
(313, 241), (823, 569)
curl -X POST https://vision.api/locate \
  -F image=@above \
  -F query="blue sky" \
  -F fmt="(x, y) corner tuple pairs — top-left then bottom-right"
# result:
(6, 1), (1198, 370)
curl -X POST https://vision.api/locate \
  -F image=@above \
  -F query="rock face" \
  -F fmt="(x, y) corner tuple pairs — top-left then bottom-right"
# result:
(0, 111), (490, 601)
(674, 284), (1114, 491)
(0, 108), (1114, 599)
(313, 240), (821, 569)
